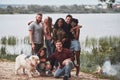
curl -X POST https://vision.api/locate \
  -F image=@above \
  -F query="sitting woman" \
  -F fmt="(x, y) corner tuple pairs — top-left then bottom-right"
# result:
(36, 47), (52, 76)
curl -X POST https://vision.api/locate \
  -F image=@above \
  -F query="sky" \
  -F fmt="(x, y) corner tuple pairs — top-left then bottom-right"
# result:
(1, 0), (120, 5)
(0, 0), (98, 5)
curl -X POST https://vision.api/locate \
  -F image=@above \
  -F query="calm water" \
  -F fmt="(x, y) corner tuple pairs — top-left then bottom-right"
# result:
(0, 13), (120, 54)
(0, 13), (120, 39)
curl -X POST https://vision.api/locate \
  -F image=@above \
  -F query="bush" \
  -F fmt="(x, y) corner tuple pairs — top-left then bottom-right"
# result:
(0, 54), (18, 61)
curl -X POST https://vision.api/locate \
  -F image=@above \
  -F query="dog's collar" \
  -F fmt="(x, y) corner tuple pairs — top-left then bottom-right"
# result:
(26, 59), (36, 67)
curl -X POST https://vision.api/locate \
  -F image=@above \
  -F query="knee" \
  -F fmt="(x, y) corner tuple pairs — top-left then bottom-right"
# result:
(68, 61), (73, 66)
(54, 71), (61, 78)
(68, 61), (74, 68)
(40, 63), (46, 69)
(46, 64), (51, 70)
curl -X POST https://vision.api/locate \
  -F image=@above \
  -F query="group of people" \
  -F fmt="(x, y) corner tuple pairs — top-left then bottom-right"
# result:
(28, 12), (82, 80)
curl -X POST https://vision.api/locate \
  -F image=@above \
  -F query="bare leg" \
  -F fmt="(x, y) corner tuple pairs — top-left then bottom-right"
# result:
(75, 51), (80, 76)
(23, 68), (26, 74)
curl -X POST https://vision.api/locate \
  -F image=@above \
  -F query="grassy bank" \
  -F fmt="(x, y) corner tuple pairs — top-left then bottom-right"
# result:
(0, 35), (120, 79)
(0, 54), (18, 62)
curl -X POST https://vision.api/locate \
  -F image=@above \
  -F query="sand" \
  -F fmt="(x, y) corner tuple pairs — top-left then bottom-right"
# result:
(0, 61), (109, 80)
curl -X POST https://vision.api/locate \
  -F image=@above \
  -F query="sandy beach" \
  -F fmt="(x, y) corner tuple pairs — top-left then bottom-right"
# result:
(0, 61), (109, 80)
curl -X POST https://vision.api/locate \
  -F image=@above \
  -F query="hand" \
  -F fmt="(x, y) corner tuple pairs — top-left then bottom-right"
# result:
(40, 59), (46, 62)
(62, 38), (66, 43)
(51, 39), (53, 44)
(70, 28), (74, 32)
(31, 43), (35, 50)
(62, 58), (71, 65)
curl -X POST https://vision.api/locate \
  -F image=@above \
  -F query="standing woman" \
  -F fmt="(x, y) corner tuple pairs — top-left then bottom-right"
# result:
(53, 18), (67, 48)
(52, 18), (67, 70)
(70, 18), (81, 76)
(43, 16), (54, 57)
(43, 16), (55, 72)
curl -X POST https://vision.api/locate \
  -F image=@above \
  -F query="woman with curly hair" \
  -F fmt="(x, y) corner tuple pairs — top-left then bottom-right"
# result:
(53, 18), (68, 48)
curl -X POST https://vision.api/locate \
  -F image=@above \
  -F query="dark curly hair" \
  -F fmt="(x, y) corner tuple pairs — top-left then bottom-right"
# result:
(71, 18), (78, 24)
(54, 18), (66, 30)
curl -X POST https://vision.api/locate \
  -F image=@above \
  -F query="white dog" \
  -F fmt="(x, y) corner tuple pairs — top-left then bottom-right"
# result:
(15, 54), (40, 77)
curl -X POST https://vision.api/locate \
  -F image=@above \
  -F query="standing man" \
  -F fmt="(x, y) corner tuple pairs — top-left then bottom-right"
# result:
(64, 14), (82, 49)
(28, 12), (44, 54)
(47, 40), (75, 80)
(63, 14), (73, 49)
(65, 14), (73, 25)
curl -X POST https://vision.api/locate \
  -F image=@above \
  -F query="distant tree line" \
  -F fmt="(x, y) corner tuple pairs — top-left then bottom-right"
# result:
(0, 4), (120, 14)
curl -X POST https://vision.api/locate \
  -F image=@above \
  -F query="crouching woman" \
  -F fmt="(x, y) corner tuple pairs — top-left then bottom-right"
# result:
(36, 47), (51, 76)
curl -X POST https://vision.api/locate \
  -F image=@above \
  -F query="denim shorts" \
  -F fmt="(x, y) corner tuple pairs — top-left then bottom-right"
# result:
(70, 40), (81, 51)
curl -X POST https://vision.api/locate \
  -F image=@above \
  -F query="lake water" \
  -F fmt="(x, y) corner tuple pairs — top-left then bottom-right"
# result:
(0, 13), (120, 39)
(0, 13), (120, 54)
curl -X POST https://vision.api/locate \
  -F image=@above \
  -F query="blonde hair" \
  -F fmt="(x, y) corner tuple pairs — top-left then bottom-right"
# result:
(45, 16), (53, 34)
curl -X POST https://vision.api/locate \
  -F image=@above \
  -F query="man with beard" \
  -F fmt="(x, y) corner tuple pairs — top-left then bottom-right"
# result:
(28, 12), (44, 54)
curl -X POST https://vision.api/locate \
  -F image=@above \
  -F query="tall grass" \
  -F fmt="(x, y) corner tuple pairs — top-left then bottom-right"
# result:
(0, 35), (119, 79)
(81, 36), (120, 72)
(0, 36), (120, 71)
(1, 36), (17, 45)
(0, 54), (18, 61)
(0, 36), (29, 61)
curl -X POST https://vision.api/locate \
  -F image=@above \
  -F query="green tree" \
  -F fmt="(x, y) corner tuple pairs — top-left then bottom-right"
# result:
(1, 37), (7, 45)
(99, 0), (115, 8)
(0, 46), (6, 55)
(6, 5), (13, 14)
(41, 5), (55, 13)
(8, 36), (17, 46)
